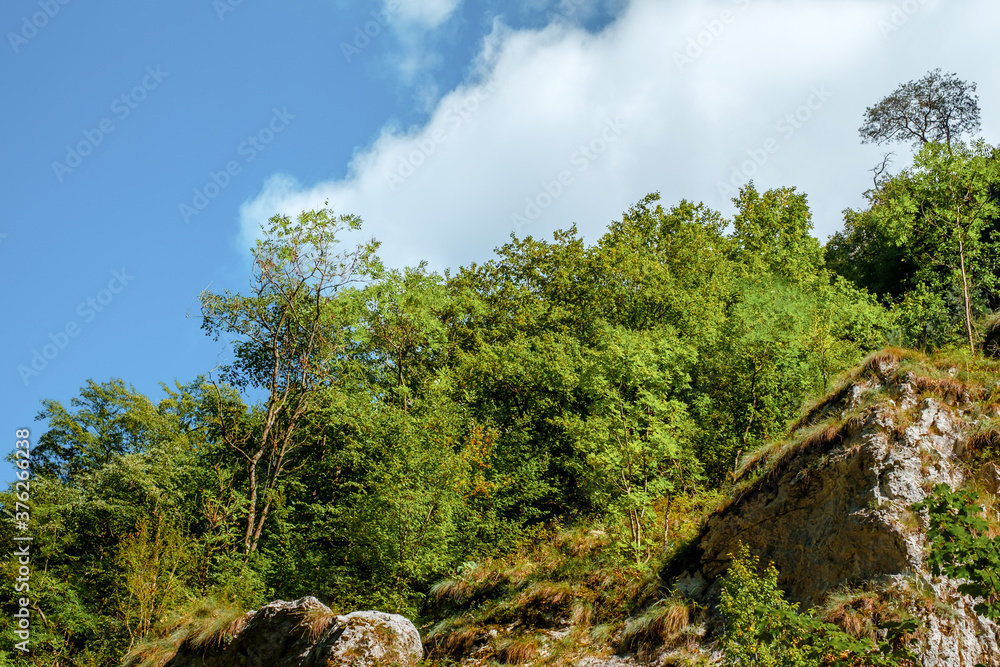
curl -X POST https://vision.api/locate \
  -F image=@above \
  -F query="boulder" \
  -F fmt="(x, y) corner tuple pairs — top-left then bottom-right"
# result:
(325, 611), (424, 667)
(165, 597), (422, 667)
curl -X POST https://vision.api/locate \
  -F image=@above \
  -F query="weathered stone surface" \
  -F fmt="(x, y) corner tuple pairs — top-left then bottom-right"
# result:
(166, 597), (422, 667)
(979, 461), (1000, 495)
(322, 611), (423, 667)
(695, 399), (958, 607)
(676, 362), (1000, 666)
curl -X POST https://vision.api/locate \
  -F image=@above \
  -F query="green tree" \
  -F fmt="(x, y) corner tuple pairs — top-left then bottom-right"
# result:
(33, 378), (179, 481)
(199, 206), (380, 554)
(561, 325), (698, 563)
(833, 141), (1000, 353)
(730, 184), (825, 285)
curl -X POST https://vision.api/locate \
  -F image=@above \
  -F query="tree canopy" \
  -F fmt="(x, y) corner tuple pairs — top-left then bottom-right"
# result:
(859, 69), (981, 148)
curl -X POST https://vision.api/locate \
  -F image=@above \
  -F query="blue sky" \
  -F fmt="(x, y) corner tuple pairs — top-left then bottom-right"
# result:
(2, 0), (998, 485)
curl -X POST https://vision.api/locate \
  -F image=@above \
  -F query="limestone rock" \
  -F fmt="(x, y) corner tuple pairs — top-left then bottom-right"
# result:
(325, 611), (424, 667)
(671, 359), (1000, 666)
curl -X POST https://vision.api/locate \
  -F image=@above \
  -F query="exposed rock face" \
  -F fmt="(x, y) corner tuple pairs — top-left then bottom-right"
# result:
(166, 597), (422, 667)
(693, 398), (955, 606)
(674, 356), (1000, 666)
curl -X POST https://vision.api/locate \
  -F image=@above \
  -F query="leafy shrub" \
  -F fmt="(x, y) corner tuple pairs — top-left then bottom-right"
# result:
(913, 483), (1000, 620)
(718, 543), (917, 667)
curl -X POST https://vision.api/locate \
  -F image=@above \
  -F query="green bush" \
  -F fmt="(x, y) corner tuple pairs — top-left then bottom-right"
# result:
(914, 483), (1000, 621)
(718, 543), (917, 666)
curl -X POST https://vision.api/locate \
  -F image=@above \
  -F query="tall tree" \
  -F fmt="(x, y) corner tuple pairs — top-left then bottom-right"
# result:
(729, 184), (825, 284)
(859, 69), (980, 149)
(200, 206), (380, 554)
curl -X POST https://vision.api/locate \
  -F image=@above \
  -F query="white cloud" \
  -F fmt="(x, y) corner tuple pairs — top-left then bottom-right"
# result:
(242, 0), (999, 272)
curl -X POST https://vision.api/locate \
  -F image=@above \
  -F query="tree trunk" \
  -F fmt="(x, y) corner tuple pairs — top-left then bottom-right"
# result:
(957, 209), (976, 356)
(243, 456), (260, 553)
(662, 495), (672, 553)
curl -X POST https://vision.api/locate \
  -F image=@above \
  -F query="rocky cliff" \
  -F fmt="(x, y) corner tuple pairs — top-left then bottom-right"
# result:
(671, 350), (1000, 665)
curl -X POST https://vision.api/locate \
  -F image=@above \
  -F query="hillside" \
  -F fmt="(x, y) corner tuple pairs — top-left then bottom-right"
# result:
(419, 349), (1000, 666)
(4, 76), (998, 663)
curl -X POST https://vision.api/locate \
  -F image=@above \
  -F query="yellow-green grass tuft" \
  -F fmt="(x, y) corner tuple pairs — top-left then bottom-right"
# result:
(619, 597), (693, 656)
(123, 597), (246, 667)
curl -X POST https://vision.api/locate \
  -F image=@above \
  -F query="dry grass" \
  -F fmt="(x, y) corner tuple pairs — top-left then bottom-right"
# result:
(963, 424), (1000, 469)
(423, 521), (676, 663)
(494, 635), (542, 664)
(519, 580), (580, 609)
(430, 562), (506, 608)
(822, 590), (892, 642)
(505, 581), (590, 628)
(293, 605), (339, 643)
(569, 599), (594, 626)
(187, 609), (248, 650)
(426, 620), (482, 659)
(819, 581), (925, 651)
(736, 418), (852, 482)
(123, 637), (183, 667)
(618, 598), (693, 656)
(911, 375), (977, 405)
